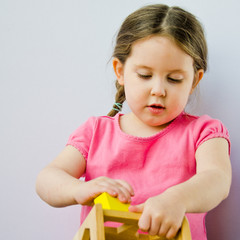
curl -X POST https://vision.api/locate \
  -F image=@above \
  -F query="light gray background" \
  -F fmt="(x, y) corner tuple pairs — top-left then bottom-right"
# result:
(0, 0), (239, 239)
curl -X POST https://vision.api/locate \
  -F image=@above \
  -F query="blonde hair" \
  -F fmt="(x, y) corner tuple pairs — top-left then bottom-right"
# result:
(108, 4), (208, 117)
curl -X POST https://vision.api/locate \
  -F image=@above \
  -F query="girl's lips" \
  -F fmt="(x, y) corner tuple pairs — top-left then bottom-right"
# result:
(147, 105), (165, 114)
(149, 103), (164, 108)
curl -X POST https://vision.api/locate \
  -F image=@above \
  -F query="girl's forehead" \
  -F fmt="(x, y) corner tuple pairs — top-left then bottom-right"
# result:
(132, 36), (187, 57)
(128, 36), (194, 70)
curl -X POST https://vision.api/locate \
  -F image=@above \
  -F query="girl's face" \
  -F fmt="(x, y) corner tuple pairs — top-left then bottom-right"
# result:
(113, 36), (203, 130)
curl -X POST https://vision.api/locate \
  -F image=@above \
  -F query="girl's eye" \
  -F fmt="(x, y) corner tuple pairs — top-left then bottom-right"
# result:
(168, 77), (182, 83)
(137, 73), (152, 79)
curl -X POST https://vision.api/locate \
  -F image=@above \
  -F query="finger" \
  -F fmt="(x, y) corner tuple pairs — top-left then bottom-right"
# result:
(166, 225), (180, 239)
(88, 185), (116, 199)
(158, 223), (170, 237)
(110, 180), (133, 203)
(92, 177), (133, 203)
(149, 219), (161, 236)
(96, 182), (129, 203)
(138, 213), (151, 233)
(115, 179), (135, 196)
(94, 177), (121, 195)
(128, 204), (144, 213)
(89, 179), (119, 197)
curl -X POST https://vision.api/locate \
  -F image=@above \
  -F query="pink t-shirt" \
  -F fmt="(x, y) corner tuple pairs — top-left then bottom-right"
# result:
(67, 112), (230, 240)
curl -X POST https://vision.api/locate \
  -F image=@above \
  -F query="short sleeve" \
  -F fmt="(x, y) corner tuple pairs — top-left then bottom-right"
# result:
(66, 117), (97, 160)
(195, 116), (231, 155)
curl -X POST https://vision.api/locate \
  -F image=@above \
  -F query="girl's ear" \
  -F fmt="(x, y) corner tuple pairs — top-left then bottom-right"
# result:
(191, 69), (204, 94)
(112, 58), (124, 85)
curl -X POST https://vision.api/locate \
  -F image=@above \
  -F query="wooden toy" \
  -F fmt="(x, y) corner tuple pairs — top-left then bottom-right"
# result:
(94, 192), (130, 212)
(73, 193), (192, 240)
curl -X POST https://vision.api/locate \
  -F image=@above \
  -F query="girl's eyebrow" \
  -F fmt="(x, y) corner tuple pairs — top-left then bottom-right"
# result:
(135, 64), (188, 74)
(134, 64), (153, 70)
(169, 69), (188, 74)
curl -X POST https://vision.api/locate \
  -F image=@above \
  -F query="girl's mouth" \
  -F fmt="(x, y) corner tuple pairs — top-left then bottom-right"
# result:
(148, 103), (165, 108)
(147, 104), (165, 114)
(150, 105), (163, 108)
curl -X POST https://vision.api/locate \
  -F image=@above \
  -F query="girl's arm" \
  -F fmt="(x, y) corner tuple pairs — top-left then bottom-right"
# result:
(172, 137), (231, 213)
(129, 138), (231, 238)
(36, 145), (134, 207)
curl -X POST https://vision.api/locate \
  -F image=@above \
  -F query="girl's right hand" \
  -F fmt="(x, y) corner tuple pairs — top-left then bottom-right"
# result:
(74, 176), (135, 206)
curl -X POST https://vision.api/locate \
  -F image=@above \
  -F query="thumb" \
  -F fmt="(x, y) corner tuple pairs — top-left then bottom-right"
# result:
(128, 203), (144, 213)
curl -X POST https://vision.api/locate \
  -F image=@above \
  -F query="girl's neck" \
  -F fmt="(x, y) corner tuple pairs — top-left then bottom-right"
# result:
(119, 112), (171, 138)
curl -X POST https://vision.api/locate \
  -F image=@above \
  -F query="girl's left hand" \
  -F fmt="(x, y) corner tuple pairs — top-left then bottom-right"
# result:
(128, 191), (186, 239)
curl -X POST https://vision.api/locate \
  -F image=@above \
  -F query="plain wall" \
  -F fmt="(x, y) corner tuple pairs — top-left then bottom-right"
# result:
(0, 0), (239, 239)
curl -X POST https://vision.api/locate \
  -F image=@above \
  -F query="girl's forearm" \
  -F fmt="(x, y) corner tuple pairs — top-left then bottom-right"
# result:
(36, 168), (135, 208)
(165, 169), (231, 213)
(36, 167), (81, 207)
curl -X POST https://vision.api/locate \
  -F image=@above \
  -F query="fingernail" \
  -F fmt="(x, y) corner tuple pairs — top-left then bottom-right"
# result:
(121, 197), (126, 201)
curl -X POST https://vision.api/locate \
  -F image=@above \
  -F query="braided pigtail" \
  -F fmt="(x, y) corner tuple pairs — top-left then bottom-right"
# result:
(108, 81), (126, 117)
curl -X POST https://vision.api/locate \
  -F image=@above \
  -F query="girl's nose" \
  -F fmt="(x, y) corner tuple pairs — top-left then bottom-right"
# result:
(150, 80), (166, 97)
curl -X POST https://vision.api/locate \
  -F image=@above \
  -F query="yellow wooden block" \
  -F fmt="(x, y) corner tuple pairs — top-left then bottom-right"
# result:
(94, 192), (130, 212)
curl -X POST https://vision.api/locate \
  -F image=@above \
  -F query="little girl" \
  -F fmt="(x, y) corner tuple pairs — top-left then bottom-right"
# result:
(36, 4), (231, 240)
